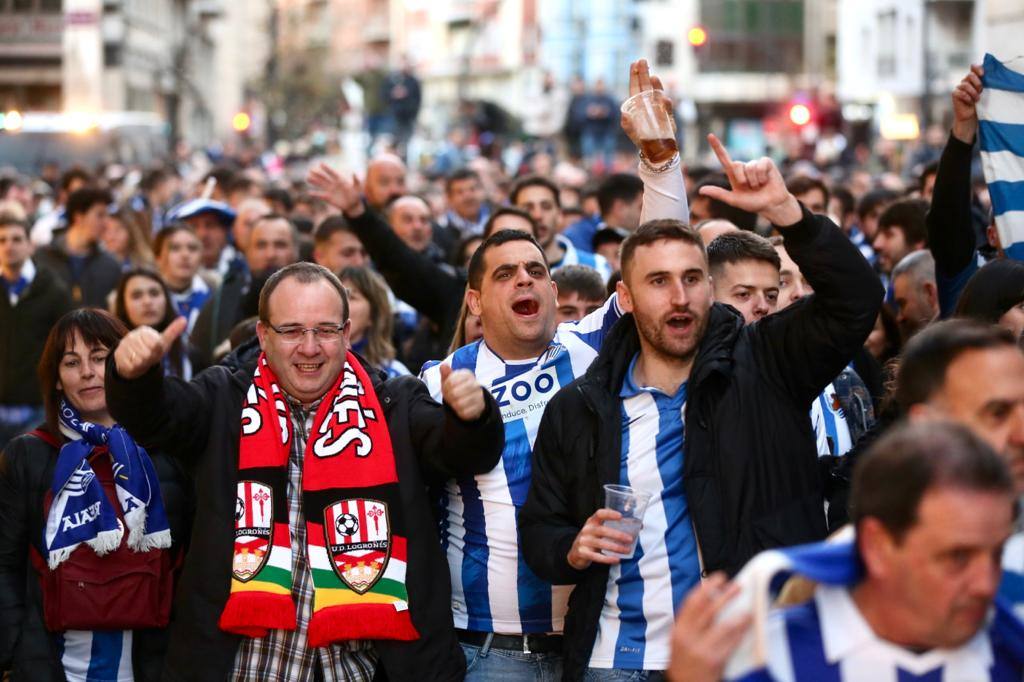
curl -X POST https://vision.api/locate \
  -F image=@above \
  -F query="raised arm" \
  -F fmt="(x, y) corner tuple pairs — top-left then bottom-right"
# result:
(307, 163), (465, 326)
(621, 59), (690, 224)
(928, 64), (985, 315)
(700, 135), (884, 405)
(105, 318), (214, 463)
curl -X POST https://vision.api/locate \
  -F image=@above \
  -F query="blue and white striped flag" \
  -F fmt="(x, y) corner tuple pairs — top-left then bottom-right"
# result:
(978, 53), (1024, 261)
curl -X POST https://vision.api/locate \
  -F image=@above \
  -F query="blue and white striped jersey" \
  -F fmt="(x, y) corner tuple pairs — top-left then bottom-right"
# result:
(552, 234), (614, 282)
(810, 383), (853, 457)
(728, 585), (1024, 682)
(589, 356), (700, 670)
(420, 294), (623, 634)
(978, 53), (1024, 261)
(57, 630), (134, 682)
(999, 531), (1024, 619)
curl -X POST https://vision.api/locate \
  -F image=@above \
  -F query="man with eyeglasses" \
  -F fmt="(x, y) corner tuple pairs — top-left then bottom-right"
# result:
(105, 261), (505, 681)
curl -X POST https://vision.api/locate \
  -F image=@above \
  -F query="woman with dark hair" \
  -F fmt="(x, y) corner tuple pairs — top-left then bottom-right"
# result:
(113, 268), (200, 380)
(954, 259), (1024, 341)
(0, 308), (192, 681)
(339, 266), (411, 377)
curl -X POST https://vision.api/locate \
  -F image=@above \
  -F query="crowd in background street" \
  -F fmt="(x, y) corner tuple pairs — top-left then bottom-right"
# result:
(1, 54), (1024, 682)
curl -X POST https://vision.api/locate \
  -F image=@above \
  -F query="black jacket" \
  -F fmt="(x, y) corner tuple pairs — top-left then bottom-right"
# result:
(348, 208), (466, 370)
(520, 208), (883, 680)
(0, 430), (194, 681)
(190, 263), (264, 367)
(0, 263), (71, 406)
(105, 354), (504, 682)
(34, 237), (122, 308)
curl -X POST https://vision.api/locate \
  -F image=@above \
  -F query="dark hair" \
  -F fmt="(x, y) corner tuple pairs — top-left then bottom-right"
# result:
(453, 235), (484, 268)
(37, 308), (128, 438)
(510, 175), (561, 209)
(445, 168), (481, 193)
(874, 304), (902, 364)
(831, 185), (855, 217)
(153, 223), (199, 258)
(482, 206), (538, 239)
(786, 175), (830, 208)
(954, 259), (1024, 324)
(552, 264), (606, 302)
(620, 219), (706, 282)
(692, 174), (758, 231)
(113, 268), (189, 376)
(851, 420), (1013, 543)
(0, 212), (29, 236)
(65, 187), (112, 224)
(856, 188), (899, 221)
(467, 229), (547, 290)
(878, 199), (929, 247)
(203, 167), (237, 194)
(919, 160), (940, 194)
(313, 215), (355, 245)
(264, 187), (294, 213)
(895, 319), (1016, 411)
(226, 176), (261, 197)
(257, 262), (349, 324)
(707, 230), (781, 274)
(139, 167), (169, 192)
(596, 173), (644, 217)
(59, 166), (92, 193)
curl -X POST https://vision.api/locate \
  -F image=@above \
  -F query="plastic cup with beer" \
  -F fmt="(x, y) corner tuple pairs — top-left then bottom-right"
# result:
(602, 483), (652, 560)
(620, 89), (678, 165)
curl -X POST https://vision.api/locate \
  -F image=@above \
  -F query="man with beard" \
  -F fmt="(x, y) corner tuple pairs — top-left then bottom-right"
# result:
(519, 135), (882, 680)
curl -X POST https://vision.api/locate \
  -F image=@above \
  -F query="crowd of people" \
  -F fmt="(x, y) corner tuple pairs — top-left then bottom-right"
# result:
(1, 57), (1023, 682)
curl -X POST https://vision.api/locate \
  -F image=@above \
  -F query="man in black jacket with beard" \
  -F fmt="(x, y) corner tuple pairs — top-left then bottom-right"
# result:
(106, 262), (504, 681)
(520, 135), (883, 680)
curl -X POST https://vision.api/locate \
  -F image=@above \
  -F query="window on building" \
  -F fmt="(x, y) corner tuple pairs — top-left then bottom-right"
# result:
(104, 43), (123, 68)
(655, 39), (674, 67)
(40, 0), (62, 11)
(697, 0), (803, 73)
(12, 0), (33, 12)
(876, 9), (897, 77)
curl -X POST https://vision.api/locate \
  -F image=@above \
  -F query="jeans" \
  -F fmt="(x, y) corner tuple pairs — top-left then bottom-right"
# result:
(461, 640), (562, 681)
(583, 669), (667, 681)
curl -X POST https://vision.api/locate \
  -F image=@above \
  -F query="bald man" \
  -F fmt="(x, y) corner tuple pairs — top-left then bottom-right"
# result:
(365, 154), (408, 212)
(696, 218), (740, 247)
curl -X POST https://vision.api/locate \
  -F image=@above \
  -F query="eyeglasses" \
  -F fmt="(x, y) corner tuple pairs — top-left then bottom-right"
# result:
(268, 323), (346, 345)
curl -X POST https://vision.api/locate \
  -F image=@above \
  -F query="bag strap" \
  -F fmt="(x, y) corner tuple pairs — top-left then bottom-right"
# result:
(28, 428), (61, 449)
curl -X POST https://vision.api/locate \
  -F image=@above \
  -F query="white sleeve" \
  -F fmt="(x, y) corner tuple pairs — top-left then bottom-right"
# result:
(638, 155), (689, 225)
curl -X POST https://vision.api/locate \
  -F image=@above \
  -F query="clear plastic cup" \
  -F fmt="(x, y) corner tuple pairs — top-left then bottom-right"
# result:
(620, 90), (678, 165)
(603, 483), (652, 559)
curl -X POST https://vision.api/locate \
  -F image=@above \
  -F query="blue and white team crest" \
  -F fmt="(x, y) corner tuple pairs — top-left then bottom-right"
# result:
(232, 480), (273, 582)
(324, 499), (390, 594)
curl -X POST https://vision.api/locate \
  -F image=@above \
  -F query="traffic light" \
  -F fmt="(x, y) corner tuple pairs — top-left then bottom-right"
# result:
(687, 26), (708, 48)
(232, 112), (251, 133)
(788, 103), (812, 127)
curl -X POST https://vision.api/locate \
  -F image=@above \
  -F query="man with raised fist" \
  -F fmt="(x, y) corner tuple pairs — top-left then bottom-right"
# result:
(106, 261), (504, 682)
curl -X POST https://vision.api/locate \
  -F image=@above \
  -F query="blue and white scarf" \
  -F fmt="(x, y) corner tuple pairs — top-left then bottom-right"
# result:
(978, 53), (1024, 260)
(43, 400), (171, 569)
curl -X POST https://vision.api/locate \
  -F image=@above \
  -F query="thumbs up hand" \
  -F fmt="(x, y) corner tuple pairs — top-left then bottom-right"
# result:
(440, 363), (487, 422)
(114, 316), (188, 380)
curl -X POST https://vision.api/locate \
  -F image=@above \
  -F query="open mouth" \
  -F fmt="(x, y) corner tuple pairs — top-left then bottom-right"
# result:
(666, 314), (694, 331)
(295, 362), (323, 374)
(512, 299), (539, 316)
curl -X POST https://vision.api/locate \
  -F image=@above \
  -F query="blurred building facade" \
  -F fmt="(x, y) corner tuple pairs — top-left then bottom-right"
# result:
(0, 0), (269, 146)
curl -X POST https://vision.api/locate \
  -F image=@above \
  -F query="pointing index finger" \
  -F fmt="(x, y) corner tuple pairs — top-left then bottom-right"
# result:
(707, 134), (737, 185)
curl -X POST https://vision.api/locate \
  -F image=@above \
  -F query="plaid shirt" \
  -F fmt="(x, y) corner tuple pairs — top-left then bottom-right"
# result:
(231, 397), (378, 681)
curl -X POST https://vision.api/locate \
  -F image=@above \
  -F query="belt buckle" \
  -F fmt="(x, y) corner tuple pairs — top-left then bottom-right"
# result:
(522, 635), (531, 655)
